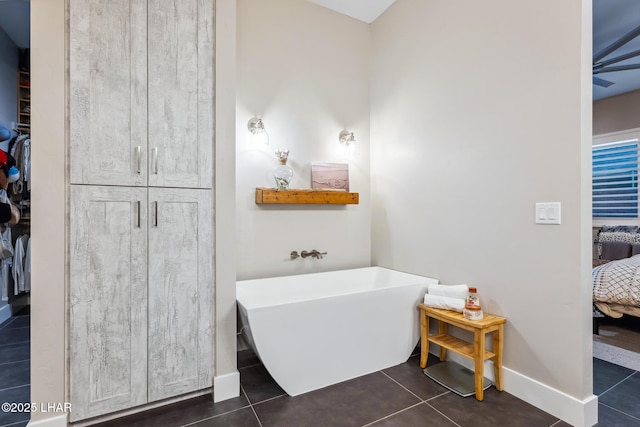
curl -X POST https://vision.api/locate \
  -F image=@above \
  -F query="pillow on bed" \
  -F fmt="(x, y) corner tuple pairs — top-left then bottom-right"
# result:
(632, 243), (640, 257)
(601, 241), (632, 260)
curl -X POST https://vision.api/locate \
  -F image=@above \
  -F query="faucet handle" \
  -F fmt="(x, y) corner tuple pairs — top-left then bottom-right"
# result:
(290, 251), (300, 259)
(311, 250), (328, 259)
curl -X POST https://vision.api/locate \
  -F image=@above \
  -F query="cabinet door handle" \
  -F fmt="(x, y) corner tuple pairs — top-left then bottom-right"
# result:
(136, 201), (141, 228)
(154, 201), (158, 227)
(153, 147), (158, 175)
(136, 146), (142, 174)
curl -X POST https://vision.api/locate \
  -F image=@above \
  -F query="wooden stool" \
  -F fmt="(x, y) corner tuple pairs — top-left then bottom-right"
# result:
(418, 304), (506, 401)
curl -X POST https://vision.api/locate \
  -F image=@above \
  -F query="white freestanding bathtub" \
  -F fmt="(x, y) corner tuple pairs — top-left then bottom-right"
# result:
(236, 266), (439, 396)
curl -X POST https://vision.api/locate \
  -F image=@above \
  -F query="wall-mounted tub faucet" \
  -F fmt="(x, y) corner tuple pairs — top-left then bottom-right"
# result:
(301, 250), (327, 259)
(291, 250), (328, 259)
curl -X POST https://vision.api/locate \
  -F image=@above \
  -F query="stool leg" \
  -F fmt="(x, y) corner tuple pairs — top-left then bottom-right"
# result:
(493, 325), (504, 391)
(438, 321), (447, 361)
(420, 309), (429, 369)
(474, 329), (485, 401)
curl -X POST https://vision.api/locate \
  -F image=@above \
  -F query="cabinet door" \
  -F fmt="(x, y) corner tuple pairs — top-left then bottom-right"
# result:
(147, 188), (213, 401)
(69, 0), (148, 186)
(69, 185), (148, 421)
(147, 0), (213, 189)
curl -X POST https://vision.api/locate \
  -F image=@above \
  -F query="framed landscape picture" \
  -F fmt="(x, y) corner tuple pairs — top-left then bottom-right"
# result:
(311, 163), (349, 191)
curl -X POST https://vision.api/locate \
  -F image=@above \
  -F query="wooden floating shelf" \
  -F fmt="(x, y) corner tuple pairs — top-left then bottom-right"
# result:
(255, 188), (359, 205)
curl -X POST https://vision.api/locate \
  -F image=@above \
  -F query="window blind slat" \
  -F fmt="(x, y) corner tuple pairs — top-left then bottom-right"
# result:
(592, 140), (639, 219)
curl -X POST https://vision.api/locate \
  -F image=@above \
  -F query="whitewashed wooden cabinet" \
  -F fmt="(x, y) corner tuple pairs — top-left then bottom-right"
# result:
(147, 188), (213, 402)
(68, 0), (214, 422)
(69, 186), (149, 421)
(70, 0), (213, 189)
(69, 0), (148, 187)
(70, 186), (213, 421)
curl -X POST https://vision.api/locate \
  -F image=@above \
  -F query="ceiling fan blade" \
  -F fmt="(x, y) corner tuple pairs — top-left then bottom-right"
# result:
(593, 76), (614, 87)
(594, 24), (640, 63)
(596, 48), (640, 68)
(594, 63), (640, 74)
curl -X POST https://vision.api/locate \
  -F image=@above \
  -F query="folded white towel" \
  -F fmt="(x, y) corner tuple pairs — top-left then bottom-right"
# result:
(427, 284), (469, 300)
(423, 294), (465, 312)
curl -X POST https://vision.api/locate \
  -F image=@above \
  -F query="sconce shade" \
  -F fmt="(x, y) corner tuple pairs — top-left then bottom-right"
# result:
(248, 117), (269, 147)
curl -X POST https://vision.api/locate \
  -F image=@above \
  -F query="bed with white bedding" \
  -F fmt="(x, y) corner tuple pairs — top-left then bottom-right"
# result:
(593, 226), (640, 328)
(593, 255), (640, 318)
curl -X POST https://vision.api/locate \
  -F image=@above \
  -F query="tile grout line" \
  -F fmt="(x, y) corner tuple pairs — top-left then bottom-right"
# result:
(248, 402), (264, 427)
(598, 371), (637, 397)
(423, 390), (452, 402)
(379, 370), (425, 402)
(0, 358), (30, 367)
(360, 401), (426, 427)
(0, 318), (17, 331)
(599, 401), (640, 422)
(237, 362), (263, 370)
(0, 419), (31, 427)
(180, 386), (255, 427)
(243, 384), (264, 427)
(0, 340), (30, 349)
(377, 370), (460, 427)
(423, 401), (462, 427)
(0, 339), (30, 346)
(0, 383), (30, 393)
(249, 393), (286, 407)
(0, 330), (30, 335)
(179, 406), (251, 427)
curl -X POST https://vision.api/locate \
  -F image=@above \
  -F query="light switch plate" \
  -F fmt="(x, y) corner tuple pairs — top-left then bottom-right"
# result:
(535, 202), (561, 225)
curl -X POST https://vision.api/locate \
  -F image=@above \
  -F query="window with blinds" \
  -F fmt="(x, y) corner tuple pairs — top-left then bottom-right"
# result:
(592, 140), (639, 218)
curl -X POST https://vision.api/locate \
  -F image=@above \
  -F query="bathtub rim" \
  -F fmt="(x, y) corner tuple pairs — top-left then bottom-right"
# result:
(236, 266), (438, 310)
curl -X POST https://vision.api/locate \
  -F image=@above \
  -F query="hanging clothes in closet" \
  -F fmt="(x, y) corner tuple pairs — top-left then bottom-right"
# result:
(2, 133), (32, 299)
(9, 132), (31, 203)
(12, 232), (29, 294)
(0, 225), (12, 301)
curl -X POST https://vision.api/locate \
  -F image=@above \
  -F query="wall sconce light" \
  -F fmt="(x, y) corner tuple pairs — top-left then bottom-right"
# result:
(339, 130), (356, 147)
(248, 117), (270, 147)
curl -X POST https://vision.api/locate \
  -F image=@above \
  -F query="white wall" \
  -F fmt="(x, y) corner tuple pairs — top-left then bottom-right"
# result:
(214, 0), (240, 400)
(370, 0), (594, 425)
(30, 0), (66, 423)
(28, 0), (596, 425)
(593, 89), (640, 135)
(235, 0), (371, 280)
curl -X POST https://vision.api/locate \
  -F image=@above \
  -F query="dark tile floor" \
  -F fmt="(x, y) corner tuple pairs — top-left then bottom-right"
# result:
(0, 307), (30, 427)
(0, 311), (638, 427)
(93, 349), (613, 427)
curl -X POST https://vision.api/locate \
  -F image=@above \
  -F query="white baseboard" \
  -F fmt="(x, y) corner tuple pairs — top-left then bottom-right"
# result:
(27, 414), (68, 427)
(213, 371), (240, 403)
(436, 351), (598, 427)
(503, 366), (597, 427)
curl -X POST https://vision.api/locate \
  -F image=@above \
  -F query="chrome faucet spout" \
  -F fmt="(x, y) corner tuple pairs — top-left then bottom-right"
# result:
(301, 249), (327, 259)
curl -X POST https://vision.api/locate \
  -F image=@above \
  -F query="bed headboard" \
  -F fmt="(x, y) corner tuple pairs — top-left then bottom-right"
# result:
(595, 225), (640, 260)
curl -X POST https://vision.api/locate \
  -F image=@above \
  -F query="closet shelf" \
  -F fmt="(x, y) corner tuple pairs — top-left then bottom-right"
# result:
(17, 71), (30, 132)
(255, 187), (359, 205)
